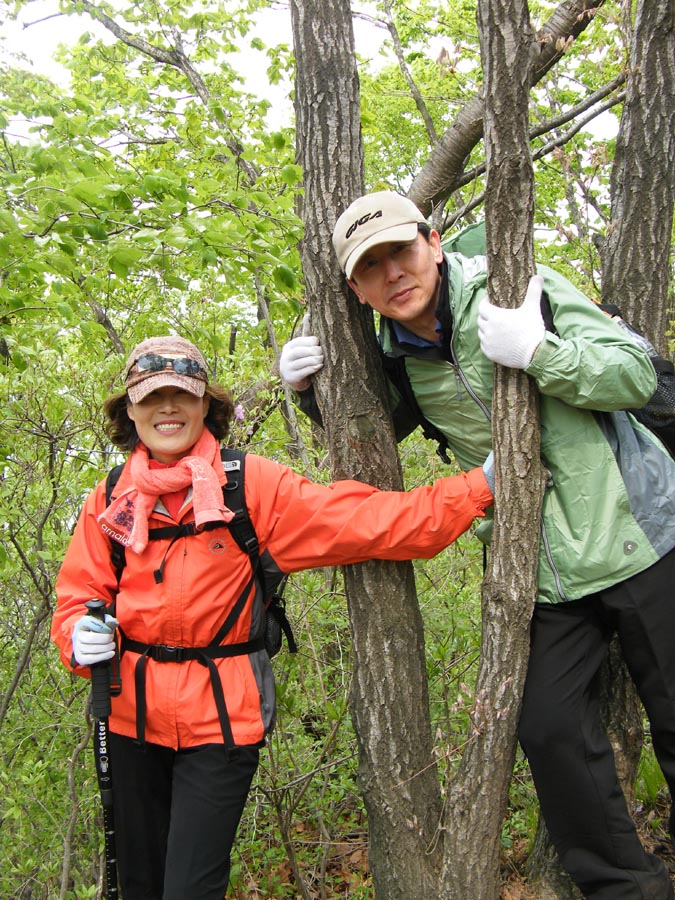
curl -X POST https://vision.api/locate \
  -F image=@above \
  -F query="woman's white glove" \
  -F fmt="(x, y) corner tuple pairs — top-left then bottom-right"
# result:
(482, 451), (495, 494)
(477, 275), (545, 369)
(72, 613), (119, 666)
(279, 335), (324, 391)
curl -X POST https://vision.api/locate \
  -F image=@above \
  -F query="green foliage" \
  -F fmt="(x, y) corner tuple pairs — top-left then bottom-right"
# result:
(636, 740), (667, 809)
(0, 0), (671, 897)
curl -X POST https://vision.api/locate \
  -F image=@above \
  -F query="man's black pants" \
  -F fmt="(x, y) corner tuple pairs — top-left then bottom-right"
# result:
(520, 547), (675, 900)
(109, 734), (260, 900)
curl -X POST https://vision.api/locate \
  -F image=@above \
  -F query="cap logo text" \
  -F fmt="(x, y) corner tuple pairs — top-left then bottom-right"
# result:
(345, 209), (383, 240)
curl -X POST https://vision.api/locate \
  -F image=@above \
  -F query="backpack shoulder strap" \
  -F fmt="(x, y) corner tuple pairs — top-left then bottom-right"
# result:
(381, 352), (452, 464)
(105, 461), (125, 505)
(105, 462), (127, 585)
(220, 448), (260, 567)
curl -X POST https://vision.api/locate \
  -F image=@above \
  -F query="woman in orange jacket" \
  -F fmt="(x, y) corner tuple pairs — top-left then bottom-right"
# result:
(52, 334), (493, 900)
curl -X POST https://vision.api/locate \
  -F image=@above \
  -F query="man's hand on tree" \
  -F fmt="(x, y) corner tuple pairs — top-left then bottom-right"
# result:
(478, 275), (545, 369)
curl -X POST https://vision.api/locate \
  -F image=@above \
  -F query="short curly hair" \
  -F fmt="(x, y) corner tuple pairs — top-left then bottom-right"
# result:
(104, 382), (235, 451)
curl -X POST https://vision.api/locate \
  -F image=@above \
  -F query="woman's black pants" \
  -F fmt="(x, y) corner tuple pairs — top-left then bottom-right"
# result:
(109, 734), (259, 900)
(520, 548), (675, 900)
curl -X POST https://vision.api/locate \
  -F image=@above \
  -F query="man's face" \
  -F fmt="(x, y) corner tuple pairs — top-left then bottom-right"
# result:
(347, 230), (443, 338)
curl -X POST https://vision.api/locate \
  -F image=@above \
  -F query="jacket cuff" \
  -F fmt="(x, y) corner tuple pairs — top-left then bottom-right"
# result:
(466, 466), (494, 511)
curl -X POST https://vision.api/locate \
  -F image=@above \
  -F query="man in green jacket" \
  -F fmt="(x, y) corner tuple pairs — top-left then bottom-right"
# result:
(280, 190), (675, 900)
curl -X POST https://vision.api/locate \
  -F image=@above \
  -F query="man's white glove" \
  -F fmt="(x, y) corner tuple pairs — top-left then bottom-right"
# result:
(72, 613), (119, 666)
(279, 335), (324, 391)
(477, 275), (546, 369)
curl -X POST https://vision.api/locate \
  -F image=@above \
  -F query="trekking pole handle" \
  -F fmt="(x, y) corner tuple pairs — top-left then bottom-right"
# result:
(85, 599), (112, 720)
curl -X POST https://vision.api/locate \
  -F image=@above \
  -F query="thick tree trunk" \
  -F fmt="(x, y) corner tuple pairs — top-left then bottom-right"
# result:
(602, 0), (675, 351)
(527, 819), (581, 900)
(441, 4), (546, 899)
(290, 2), (444, 898)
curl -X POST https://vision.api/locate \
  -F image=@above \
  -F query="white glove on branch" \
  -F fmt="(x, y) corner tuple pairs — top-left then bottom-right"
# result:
(72, 612), (118, 667)
(478, 275), (546, 369)
(279, 335), (324, 391)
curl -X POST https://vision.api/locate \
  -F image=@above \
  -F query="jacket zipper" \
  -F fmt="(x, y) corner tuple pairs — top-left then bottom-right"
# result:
(540, 520), (569, 602)
(449, 332), (492, 422)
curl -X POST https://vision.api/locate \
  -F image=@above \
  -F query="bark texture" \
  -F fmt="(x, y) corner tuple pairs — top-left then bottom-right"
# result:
(441, 4), (546, 899)
(602, 0), (675, 351)
(290, 2), (444, 897)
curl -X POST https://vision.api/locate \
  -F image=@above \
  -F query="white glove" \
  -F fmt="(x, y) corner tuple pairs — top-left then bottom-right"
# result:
(478, 275), (545, 369)
(72, 613), (119, 667)
(482, 451), (495, 494)
(279, 335), (324, 391)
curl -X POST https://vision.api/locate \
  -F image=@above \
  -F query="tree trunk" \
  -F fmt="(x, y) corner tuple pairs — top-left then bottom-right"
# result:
(602, 0), (675, 351)
(527, 818), (582, 900)
(600, 638), (645, 794)
(290, 2), (444, 897)
(441, 4), (546, 899)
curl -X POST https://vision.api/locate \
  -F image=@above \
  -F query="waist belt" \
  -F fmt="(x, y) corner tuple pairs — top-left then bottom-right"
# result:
(120, 574), (261, 747)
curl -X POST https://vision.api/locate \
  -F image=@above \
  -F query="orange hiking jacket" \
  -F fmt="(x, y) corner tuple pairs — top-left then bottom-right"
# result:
(52, 453), (491, 749)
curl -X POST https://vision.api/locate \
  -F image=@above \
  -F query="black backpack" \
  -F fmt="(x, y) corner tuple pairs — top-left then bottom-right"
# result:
(105, 447), (298, 659)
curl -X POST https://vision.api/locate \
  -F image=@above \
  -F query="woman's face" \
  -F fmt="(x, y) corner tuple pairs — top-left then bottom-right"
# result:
(127, 386), (210, 463)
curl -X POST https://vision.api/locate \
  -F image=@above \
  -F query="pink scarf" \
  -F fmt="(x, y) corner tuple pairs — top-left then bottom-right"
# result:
(98, 430), (233, 554)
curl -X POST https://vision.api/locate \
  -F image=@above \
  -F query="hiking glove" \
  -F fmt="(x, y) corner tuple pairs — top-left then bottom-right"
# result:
(72, 612), (119, 667)
(478, 275), (545, 369)
(279, 335), (324, 391)
(482, 451), (495, 494)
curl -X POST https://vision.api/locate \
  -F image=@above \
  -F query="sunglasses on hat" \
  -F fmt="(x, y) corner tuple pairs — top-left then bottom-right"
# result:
(128, 353), (206, 378)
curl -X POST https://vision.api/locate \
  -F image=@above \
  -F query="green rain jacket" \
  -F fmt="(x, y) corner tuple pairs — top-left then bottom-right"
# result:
(377, 251), (675, 604)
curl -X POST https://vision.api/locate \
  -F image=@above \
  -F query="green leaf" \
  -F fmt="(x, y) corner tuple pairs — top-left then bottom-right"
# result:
(272, 264), (296, 291)
(280, 164), (302, 186)
(56, 302), (75, 323)
(270, 131), (287, 150)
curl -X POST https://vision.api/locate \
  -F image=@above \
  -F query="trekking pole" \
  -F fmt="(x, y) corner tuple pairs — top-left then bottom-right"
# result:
(85, 599), (119, 900)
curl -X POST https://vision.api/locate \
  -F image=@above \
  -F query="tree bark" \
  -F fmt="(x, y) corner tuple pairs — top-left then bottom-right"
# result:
(527, 818), (582, 900)
(601, 0), (675, 351)
(290, 2), (444, 897)
(441, 4), (546, 899)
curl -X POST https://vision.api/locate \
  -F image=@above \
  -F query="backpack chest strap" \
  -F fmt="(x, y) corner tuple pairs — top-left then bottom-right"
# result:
(120, 572), (262, 747)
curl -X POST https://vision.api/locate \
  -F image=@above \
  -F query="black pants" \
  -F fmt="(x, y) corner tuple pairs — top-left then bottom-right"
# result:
(109, 734), (260, 900)
(520, 547), (675, 900)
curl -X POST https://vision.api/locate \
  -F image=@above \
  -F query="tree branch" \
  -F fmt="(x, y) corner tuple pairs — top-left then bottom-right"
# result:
(383, 0), (439, 145)
(64, 0), (258, 184)
(443, 81), (625, 232)
(409, 0), (608, 216)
